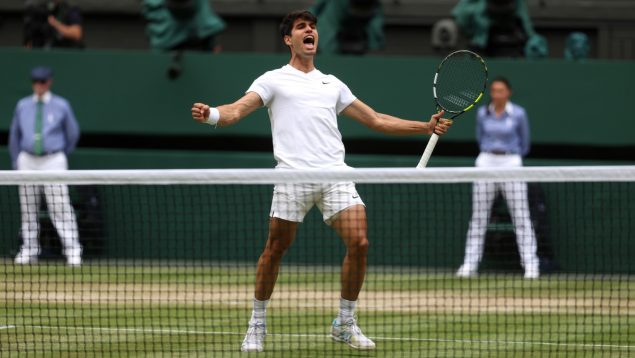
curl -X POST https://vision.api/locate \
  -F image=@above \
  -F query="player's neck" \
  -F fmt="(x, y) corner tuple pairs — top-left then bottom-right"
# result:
(288, 55), (315, 73)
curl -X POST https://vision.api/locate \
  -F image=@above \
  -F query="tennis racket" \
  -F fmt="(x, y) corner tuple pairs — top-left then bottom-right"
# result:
(416, 50), (488, 168)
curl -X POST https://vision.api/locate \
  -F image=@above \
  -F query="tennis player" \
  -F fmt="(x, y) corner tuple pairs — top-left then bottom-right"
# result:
(191, 10), (452, 353)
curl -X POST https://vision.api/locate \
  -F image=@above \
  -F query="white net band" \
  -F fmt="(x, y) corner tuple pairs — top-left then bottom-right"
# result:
(0, 166), (634, 185)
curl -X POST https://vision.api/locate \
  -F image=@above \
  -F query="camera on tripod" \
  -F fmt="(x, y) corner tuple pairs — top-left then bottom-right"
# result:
(23, 0), (57, 47)
(24, 0), (83, 48)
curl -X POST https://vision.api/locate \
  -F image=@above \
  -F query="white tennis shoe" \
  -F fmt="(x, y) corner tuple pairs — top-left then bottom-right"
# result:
(456, 265), (477, 278)
(240, 320), (266, 353)
(65, 248), (82, 267)
(524, 266), (540, 280)
(14, 247), (39, 265)
(330, 317), (376, 350)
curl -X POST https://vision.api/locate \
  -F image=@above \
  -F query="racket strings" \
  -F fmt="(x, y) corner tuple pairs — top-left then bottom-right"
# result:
(435, 52), (487, 113)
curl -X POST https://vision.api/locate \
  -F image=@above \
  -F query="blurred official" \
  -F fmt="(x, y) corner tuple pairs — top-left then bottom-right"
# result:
(9, 66), (82, 266)
(457, 76), (539, 279)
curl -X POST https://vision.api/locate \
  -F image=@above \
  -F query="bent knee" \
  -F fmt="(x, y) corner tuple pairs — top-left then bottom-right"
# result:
(264, 236), (293, 257)
(348, 237), (369, 255)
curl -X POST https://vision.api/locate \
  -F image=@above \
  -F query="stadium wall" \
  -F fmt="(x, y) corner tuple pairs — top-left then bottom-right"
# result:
(1, 48), (634, 148)
(1, 49), (633, 273)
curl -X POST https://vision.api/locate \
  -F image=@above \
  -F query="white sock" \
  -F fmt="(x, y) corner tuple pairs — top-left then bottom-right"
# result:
(250, 298), (269, 323)
(337, 297), (356, 324)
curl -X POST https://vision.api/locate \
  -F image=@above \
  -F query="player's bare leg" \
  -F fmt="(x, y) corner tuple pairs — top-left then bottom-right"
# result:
(255, 218), (298, 300)
(329, 204), (376, 350)
(241, 217), (298, 353)
(332, 205), (368, 301)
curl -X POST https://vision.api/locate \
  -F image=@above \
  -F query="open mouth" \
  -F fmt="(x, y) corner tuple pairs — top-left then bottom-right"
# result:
(303, 36), (315, 49)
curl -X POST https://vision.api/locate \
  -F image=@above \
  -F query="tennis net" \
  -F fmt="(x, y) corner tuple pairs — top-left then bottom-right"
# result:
(1, 166), (634, 357)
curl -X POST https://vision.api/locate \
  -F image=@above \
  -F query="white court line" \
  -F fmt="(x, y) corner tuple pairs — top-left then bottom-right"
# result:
(0, 325), (16, 330)
(16, 325), (635, 350)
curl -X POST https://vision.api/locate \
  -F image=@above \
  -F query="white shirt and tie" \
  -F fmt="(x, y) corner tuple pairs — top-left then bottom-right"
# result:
(9, 91), (82, 264)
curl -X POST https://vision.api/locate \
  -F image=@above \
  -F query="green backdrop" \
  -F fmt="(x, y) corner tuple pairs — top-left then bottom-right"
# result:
(0, 49), (633, 273)
(1, 48), (634, 146)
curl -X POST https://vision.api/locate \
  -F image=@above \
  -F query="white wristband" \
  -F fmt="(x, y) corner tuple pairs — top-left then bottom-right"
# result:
(205, 107), (220, 126)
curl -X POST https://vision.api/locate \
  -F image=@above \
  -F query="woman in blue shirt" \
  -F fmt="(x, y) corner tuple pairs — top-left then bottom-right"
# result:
(457, 77), (539, 279)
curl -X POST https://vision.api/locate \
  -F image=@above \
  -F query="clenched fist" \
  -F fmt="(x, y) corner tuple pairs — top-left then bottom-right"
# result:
(191, 103), (210, 123)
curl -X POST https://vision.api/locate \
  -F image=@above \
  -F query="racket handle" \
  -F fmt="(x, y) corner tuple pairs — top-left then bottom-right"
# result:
(416, 133), (440, 169)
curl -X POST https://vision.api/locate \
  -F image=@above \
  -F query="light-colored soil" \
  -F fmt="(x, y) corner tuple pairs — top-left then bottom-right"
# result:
(2, 282), (633, 315)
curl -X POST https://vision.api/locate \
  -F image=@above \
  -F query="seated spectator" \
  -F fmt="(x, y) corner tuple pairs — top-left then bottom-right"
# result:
(142, 0), (226, 52)
(452, 0), (545, 58)
(311, 0), (384, 55)
(565, 32), (590, 60)
(24, 0), (84, 49)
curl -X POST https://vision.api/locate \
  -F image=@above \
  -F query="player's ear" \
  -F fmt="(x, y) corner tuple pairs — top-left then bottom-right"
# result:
(284, 35), (292, 47)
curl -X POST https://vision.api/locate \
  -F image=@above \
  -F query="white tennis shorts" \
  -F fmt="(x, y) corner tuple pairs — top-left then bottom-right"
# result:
(270, 182), (365, 224)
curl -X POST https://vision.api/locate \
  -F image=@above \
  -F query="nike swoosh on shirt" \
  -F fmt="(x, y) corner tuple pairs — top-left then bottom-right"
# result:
(322, 81), (331, 84)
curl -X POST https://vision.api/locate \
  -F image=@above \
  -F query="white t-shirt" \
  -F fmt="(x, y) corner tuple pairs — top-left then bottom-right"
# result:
(247, 64), (357, 169)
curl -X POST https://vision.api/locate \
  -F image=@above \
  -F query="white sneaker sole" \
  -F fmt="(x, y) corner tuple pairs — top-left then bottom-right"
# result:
(330, 334), (376, 350)
(67, 260), (82, 267)
(15, 258), (38, 265)
(240, 345), (263, 353)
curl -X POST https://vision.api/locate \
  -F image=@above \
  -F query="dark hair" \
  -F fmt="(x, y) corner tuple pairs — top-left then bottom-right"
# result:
(279, 10), (318, 39)
(491, 76), (512, 90)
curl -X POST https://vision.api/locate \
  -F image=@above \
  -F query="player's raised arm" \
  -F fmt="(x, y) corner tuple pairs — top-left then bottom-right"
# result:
(341, 99), (452, 136)
(192, 91), (263, 127)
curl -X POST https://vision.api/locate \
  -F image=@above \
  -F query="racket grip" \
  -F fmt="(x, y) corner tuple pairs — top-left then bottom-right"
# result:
(416, 133), (440, 169)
